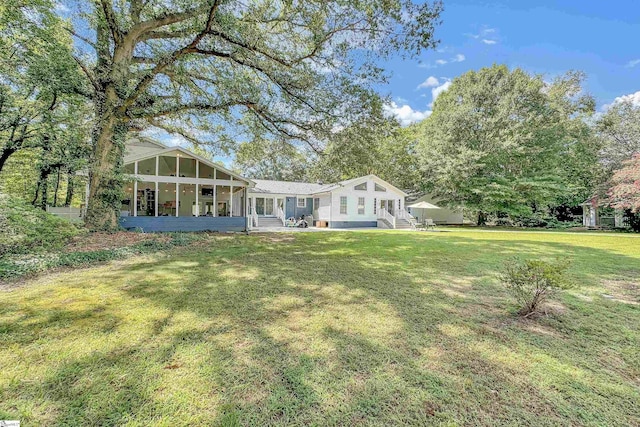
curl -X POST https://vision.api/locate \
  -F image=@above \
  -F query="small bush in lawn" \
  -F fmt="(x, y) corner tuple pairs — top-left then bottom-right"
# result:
(500, 257), (572, 317)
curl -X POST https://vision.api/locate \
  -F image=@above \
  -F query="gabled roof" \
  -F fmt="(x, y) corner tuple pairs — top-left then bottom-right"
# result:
(124, 137), (168, 162)
(315, 175), (408, 196)
(124, 145), (253, 186)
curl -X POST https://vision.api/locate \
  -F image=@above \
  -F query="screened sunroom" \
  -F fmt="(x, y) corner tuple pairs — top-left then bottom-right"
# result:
(117, 145), (253, 232)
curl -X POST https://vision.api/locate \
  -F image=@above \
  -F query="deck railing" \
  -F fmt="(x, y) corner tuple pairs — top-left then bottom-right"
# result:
(397, 209), (417, 229)
(378, 208), (396, 228)
(276, 207), (285, 226)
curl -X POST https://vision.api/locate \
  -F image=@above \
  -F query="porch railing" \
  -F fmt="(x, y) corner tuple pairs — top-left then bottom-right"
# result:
(276, 207), (285, 226)
(397, 209), (417, 229)
(251, 212), (259, 228)
(378, 208), (396, 229)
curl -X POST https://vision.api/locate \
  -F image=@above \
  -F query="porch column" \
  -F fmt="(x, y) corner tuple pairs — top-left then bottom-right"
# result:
(154, 181), (158, 217)
(230, 185), (234, 217)
(195, 183), (199, 217)
(176, 183), (179, 217)
(252, 196), (256, 217)
(133, 181), (138, 217)
(176, 155), (180, 177)
(155, 156), (159, 176)
(213, 184), (217, 217)
(133, 161), (138, 217)
(246, 192), (250, 230)
(195, 162), (200, 218)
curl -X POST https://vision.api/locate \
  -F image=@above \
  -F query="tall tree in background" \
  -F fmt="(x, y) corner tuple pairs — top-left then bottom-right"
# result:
(0, 0), (88, 172)
(63, 0), (442, 230)
(415, 65), (596, 224)
(1, 0), (91, 208)
(607, 154), (640, 232)
(597, 100), (640, 171)
(234, 138), (311, 181)
(310, 104), (421, 191)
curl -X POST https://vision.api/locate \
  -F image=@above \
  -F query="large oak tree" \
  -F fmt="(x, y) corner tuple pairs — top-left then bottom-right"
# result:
(62, 0), (442, 230)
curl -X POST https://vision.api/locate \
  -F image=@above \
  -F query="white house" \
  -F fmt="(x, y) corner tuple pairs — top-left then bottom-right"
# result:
(81, 139), (417, 232)
(248, 175), (414, 229)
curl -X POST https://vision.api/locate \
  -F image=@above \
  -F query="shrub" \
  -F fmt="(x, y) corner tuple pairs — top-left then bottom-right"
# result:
(500, 258), (572, 317)
(0, 193), (81, 256)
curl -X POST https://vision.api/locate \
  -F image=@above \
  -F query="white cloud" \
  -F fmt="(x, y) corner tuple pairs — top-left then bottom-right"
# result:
(613, 91), (640, 107)
(383, 102), (432, 126)
(466, 27), (499, 44)
(421, 53), (465, 69)
(431, 80), (452, 102)
(626, 59), (640, 68)
(417, 76), (440, 89)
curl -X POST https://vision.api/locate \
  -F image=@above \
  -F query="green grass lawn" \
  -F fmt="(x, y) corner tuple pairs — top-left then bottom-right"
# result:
(1, 230), (638, 426)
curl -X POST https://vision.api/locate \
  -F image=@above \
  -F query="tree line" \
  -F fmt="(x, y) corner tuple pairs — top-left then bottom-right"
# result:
(1, 1), (638, 230)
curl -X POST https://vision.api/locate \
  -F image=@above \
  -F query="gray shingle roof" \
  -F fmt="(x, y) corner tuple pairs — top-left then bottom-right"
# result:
(250, 179), (334, 195)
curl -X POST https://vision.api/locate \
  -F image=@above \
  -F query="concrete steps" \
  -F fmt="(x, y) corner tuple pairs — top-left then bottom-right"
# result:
(395, 219), (414, 229)
(256, 217), (285, 228)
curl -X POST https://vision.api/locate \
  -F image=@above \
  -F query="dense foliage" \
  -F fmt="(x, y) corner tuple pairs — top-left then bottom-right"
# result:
(0, 0), (91, 207)
(0, 193), (80, 257)
(414, 65), (599, 224)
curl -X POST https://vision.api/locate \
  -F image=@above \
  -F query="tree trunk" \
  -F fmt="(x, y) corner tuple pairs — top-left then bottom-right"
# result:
(53, 167), (61, 207)
(84, 103), (127, 231)
(477, 211), (487, 226)
(64, 169), (74, 206)
(36, 166), (51, 211)
(0, 146), (16, 173)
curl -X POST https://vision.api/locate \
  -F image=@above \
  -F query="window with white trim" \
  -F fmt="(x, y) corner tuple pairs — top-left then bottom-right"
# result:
(340, 196), (347, 214)
(358, 197), (365, 215)
(297, 197), (306, 208)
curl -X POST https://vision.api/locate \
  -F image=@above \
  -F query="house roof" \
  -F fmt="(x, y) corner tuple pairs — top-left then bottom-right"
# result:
(123, 137), (168, 162)
(124, 144), (254, 186)
(251, 179), (326, 195)
(250, 175), (407, 196)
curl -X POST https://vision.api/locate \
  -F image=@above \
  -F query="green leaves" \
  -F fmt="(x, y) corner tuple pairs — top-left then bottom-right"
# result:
(415, 64), (599, 221)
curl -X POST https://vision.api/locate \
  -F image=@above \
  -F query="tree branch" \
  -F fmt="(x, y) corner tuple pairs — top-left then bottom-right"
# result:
(98, 0), (122, 44)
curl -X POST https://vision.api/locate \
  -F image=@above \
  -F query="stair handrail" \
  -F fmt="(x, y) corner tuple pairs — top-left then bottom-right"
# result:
(398, 209), (417, 230)
(378, 207), (396, 228)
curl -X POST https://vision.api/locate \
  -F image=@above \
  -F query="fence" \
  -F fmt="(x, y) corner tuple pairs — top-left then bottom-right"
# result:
(46, 206), (84, 223)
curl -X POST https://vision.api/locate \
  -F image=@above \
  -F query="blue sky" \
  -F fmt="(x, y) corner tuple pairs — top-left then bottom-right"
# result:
(135, 0), (639, 164)
(383, 0), (640, 125)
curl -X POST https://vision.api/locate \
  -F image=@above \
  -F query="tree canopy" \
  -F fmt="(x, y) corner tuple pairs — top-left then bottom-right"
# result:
(596, 100), (640, 171)
(60, 0), (442, 229)
(608, 154), (640, 213)
(414, 65), (598, 224)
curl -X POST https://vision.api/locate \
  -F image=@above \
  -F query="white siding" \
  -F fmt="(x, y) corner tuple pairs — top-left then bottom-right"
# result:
(329, 177), (405, 222)
(316, 194), (332, 221)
